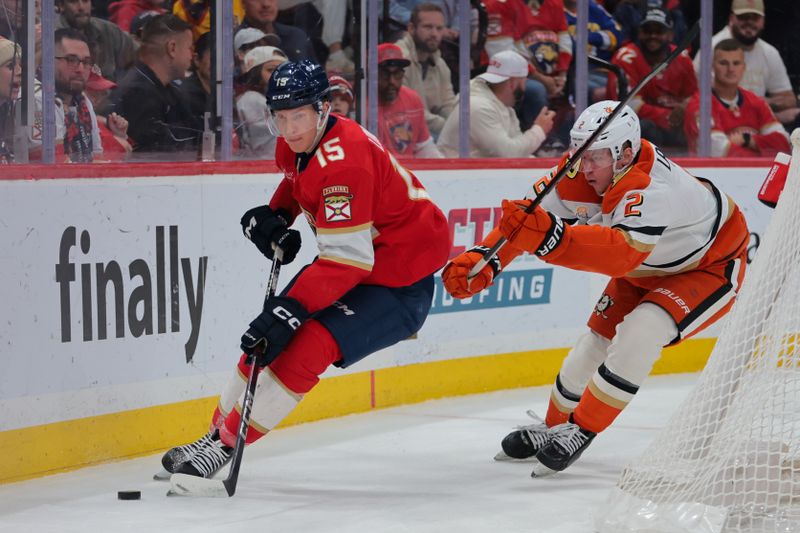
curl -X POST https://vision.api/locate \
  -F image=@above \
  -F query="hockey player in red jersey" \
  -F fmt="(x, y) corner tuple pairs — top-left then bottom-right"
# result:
(160, 60), (451, 479)
(442, 101), (750, 476)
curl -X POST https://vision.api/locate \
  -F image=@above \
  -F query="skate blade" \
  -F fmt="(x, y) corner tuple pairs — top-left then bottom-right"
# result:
(493, 450), (539, 463)
(530, 462), (559, 478)
(153, 468), (171, 481)
(167, 473), (230, 498)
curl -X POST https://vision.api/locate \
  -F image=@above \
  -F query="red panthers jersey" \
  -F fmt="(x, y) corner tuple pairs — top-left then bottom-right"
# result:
(484, 0), (532, 42)
(522, 0), (571, 74)
(684, 87), (790, 157)
(271, 116), (451, 313)
(608, 43), (697, 129)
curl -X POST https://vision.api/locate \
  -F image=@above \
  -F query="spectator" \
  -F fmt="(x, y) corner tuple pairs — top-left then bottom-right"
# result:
(396, 2), (457, 139)
(173, 0), (245, 40)
(30, 28), (104, 162)
(111, 14), (201, 155)
(387, 0), (475, 42)
(481, 0), (548, 131)
(55, 0), (135, 81)
(563, 0), (623, 102)
(328, 74), (353, 118)
(239, 0), (316, 62)
(694, 0), (800, 126)
(235, 27), (281, 63)
(377, 43), (442, 158)
(614, 0), (686, 46)
(0, 37), (21, 163)
(236, 45), (287, 157)
(276, 0), (353, 74)
(521, 0), (572, 115)
(108, 0), (167, 33)
(85, 67), (133, 159)
(178, 31), (213, 128)
(130, 10), (161, 49)
(607, 7), (696, 149)
(437, 49), (555, 157)
(685, 39), (789, 158)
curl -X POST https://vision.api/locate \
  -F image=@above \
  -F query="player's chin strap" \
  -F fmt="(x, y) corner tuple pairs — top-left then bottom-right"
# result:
(306, 104), (332, 155)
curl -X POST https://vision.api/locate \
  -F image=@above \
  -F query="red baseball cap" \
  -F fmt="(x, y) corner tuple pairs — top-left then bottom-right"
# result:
(86, 67), (116, 91)
(377, 43), (410, 68)
(328, 74), (354, 103)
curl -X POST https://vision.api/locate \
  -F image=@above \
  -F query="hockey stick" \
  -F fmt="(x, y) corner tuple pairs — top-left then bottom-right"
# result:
(587, 55), (627, 100)
(168, 249), (284, 498)
(467, 22), (698, 279)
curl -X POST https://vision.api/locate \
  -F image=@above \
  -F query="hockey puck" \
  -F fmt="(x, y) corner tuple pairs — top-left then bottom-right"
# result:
(117, 490), (141, 500)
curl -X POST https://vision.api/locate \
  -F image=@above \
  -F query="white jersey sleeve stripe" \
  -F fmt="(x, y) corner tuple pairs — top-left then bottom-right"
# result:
(316, 225), (375, 272)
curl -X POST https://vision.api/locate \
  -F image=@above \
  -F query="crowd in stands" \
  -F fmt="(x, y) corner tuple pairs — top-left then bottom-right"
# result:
(0, 0), (797, 163)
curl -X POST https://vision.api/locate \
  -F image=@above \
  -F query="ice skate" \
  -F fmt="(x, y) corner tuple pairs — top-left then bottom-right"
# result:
(172, 430), (233, 479)
(160, 431), (218, 477)
(494, 410), (551, 462)
(531, 419), (596, 477)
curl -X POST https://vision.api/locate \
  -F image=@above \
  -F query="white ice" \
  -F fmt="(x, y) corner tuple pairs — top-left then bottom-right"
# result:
(0, 373), (696, 533)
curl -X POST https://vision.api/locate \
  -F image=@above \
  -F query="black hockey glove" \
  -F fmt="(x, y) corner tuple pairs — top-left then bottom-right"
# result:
(240, 205), (302, 265)
(240, 296), (309, 367)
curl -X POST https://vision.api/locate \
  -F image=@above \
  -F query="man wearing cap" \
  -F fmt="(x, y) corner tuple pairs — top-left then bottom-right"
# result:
(395, 2), (457, 138)
(437, 49), (555, 158)
(696, 0), (799, 126)
(607, 7), (696, 148)
(238, 0), (315, 62)
(328, 74), (354, 118)
(377, 43), (442, 159)
(55, 0), (135, 81)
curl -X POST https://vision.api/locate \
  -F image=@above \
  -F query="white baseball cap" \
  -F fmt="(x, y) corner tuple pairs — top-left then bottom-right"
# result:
(478, 50), (529, 84)
(234, 27), (281, 51)
(243, 46), (288, 73)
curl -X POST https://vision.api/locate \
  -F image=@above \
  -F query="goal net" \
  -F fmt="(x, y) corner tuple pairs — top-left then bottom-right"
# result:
(595, 135), (800, 533)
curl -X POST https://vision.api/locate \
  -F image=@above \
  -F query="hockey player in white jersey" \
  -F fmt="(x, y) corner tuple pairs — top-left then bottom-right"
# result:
(442, 101), (751, 476)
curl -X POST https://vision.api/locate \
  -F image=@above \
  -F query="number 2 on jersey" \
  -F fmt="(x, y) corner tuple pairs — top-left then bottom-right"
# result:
(624, 192), (644, 217)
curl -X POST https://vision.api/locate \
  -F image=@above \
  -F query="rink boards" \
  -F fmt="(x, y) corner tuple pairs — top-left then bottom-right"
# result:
(0, 158), (774, 483)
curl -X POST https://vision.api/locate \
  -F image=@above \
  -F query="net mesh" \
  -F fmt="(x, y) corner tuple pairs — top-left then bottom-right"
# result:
(596, 137), (800, 533)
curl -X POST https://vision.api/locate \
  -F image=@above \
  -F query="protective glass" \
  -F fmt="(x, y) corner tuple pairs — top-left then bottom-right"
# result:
(266, 106), (328, 138)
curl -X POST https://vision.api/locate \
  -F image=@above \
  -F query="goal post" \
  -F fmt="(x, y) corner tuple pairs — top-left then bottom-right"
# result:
(595, 131), (800, 533)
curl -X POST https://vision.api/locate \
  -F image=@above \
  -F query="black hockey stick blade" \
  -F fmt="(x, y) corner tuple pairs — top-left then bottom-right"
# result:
(167, 250), (284, 498)
(467, 21), (699, 279)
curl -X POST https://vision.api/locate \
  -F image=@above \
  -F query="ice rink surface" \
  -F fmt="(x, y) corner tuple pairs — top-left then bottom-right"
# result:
(0, 373), (697, 533)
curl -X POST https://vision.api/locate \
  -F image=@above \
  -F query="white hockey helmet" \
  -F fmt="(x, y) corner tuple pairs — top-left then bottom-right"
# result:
(570, 100), (641, 166)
